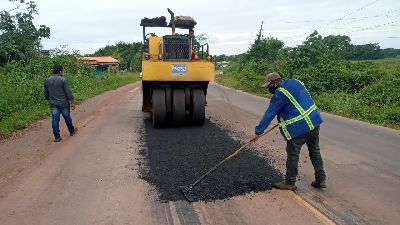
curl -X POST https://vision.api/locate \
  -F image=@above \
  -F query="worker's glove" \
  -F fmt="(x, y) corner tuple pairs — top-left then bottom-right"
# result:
(249, 134), (260, 143)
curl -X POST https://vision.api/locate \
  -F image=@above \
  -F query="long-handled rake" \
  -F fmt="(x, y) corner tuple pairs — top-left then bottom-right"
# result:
(180, 124), (279, 202)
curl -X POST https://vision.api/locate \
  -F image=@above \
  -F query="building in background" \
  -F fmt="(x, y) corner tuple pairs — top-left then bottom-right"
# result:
(216, 61), (230, 68)
(80, 56), (119, 75)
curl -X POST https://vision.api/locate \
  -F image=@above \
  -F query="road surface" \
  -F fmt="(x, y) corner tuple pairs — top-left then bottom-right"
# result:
(0, 81), (399, 225)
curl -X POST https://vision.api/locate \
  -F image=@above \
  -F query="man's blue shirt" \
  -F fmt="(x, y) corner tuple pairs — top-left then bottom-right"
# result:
(255, 79), (323, 140)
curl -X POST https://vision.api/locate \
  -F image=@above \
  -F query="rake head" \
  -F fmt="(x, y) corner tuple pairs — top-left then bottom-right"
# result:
(180, 185), (195, 202)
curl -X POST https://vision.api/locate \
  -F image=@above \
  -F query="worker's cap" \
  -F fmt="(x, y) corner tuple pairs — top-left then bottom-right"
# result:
(262, 72), (281, 87)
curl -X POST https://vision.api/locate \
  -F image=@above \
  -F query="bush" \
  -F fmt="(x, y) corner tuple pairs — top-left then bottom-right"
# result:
(315, 92), (357, 114)
(360, 79), (400, 107)
(384, 107), (400, 126)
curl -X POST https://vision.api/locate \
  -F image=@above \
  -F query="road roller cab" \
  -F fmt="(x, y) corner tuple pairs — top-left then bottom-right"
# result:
(140, 9), (214, 127)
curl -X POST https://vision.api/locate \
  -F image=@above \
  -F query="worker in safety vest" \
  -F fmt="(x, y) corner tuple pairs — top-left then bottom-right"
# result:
(250, 72), (327, 190)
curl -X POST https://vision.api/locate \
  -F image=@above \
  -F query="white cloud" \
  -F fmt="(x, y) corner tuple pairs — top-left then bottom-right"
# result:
(2, 0), (399, 55)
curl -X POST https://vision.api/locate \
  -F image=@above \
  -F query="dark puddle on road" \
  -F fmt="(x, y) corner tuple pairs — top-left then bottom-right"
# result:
(138, 119), (283, 202)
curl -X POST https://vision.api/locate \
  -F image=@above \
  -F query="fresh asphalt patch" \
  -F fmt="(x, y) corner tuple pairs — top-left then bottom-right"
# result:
(138, 119), (283, 202)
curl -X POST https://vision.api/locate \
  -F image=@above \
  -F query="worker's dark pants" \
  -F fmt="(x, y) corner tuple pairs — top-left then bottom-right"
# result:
(285, 126), (326, 184)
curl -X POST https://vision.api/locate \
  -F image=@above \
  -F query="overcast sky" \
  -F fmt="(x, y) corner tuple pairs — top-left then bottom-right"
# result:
(2, 0), (400, 55)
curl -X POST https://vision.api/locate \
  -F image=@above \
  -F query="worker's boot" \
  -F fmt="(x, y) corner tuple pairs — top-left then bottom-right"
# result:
(54, 137), (62, 142)
(311, 180), (327, 188)
(273, 181), (297, 191)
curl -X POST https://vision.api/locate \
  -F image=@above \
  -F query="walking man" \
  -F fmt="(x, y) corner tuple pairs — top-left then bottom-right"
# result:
(44, 65), (77, 142)
(250, 72), (326, 190)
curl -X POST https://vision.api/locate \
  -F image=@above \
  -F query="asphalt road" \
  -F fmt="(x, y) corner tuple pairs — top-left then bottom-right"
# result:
(0, 81), (399, 225)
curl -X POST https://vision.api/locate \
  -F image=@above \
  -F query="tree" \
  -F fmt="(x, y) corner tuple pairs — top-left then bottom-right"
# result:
(0, 0), (50, 65)
(346, 43), (383, 60)
(322, 35), (351, 58)
(193, 34), (208, 51)
(283, 31), (344, 71)
(323, 35), (351, 51)
(247, 37), (284, 63)
(381, 48), (400, 58)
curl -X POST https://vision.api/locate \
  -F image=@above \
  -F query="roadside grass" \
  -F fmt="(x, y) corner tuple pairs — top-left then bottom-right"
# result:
(315, 92), (400, 129)
(0, 72), (140, 137)
(215, 72), (271, 97)
(359, 58), (400, 74)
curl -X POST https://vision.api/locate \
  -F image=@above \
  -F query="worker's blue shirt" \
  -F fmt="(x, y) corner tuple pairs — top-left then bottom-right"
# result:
(255, 79), (323, 140)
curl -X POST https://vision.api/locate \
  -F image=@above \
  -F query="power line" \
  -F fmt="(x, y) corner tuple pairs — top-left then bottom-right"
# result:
(343, 19), (400, 34)
(317, 0), (382, 30)
(285, 0), (383, 39)
(335, 8), (400, 27)
(281, 7), (398, 26)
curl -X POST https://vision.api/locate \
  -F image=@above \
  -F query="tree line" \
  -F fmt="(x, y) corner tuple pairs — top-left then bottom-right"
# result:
(215, 37), (400, 62)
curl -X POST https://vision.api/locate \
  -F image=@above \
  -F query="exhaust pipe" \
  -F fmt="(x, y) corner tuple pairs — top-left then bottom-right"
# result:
(167, 8), (175, 35)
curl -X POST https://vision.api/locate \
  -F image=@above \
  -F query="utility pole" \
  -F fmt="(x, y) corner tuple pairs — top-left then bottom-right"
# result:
(257, 21), (264, 41)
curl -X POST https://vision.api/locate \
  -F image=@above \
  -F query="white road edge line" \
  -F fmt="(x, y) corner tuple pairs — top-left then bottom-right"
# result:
(129, 87), (140, 93)
(288, 191), (335, 225)
(169, 202), (182, 225)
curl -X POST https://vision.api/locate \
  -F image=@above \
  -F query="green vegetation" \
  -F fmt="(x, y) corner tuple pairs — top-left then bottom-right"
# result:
(216, 31), (400, 129)
(361, 58), (400, 74)
(382, 48), (400, 59)
(0, 0), (141, 137)
(0, 55), (139, 137)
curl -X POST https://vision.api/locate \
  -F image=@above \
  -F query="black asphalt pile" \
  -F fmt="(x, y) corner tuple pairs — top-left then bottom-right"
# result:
(140, 16), (167, 26)
(138, 119), (282, 202)
(169, 16), (197, 28)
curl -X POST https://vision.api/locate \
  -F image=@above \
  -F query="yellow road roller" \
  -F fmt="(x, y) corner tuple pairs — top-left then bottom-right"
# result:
(140, 9), (214, 127)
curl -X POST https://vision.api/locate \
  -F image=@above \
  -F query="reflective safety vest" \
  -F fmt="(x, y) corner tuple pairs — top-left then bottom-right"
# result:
(254, 79), (323, 140)
(277, 87), (318, 140)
